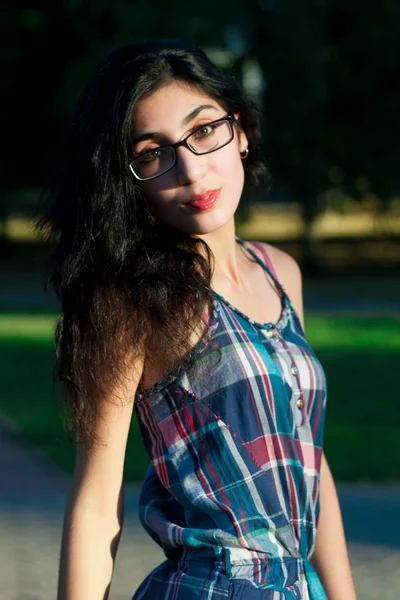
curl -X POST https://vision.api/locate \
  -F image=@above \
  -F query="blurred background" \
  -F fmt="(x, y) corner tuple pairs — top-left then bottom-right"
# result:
(0, 1), (399, 599)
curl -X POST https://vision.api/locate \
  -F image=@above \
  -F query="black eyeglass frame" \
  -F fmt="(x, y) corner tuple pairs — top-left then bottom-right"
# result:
(129, 113), (237, 181)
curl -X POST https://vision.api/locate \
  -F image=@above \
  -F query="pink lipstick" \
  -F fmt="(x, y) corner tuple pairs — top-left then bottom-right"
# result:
(187, 189), (221, 211)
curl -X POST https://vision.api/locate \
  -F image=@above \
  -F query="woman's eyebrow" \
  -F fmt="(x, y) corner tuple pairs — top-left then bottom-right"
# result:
(131, 104), (218, 145)
(181, 104), (218, 127)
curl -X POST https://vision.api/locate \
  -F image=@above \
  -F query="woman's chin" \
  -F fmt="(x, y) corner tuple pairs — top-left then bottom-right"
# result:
(176, 213), (233, 236)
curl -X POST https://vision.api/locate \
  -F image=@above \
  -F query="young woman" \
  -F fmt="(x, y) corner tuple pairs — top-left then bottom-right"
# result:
(38, 40), (356, 600)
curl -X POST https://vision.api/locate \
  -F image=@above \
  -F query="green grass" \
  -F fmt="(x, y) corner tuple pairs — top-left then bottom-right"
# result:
(0, 313), (399, 483)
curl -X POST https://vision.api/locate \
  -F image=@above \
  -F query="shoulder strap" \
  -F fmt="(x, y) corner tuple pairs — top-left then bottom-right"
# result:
(247, 241), (283, 288)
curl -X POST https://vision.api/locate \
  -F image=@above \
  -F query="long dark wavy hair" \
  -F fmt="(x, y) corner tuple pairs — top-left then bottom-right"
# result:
(36, 39), (268, 445)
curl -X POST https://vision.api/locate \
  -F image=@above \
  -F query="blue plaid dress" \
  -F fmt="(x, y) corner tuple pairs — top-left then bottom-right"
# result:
(132, 238), (328, 600)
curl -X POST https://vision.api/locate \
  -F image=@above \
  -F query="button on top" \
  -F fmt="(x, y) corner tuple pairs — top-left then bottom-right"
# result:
(273, 334), (280, 342)
(296, 399), (303, 409)
(291, 365), (299, 375)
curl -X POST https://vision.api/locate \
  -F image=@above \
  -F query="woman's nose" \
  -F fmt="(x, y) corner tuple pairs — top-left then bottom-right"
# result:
(175, 146), (206, 186)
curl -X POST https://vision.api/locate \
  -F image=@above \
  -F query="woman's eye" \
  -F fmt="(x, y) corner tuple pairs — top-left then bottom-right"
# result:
(141, 148), (163, 162)
(194, 125), (213, 139)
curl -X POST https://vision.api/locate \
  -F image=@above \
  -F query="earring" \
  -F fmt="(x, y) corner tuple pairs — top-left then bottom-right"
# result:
(240, 148), (249, 159)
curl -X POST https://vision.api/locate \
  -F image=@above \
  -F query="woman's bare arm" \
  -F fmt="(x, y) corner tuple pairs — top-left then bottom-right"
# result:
(57, 352), (145, 600)
(310, 453), (357, 599)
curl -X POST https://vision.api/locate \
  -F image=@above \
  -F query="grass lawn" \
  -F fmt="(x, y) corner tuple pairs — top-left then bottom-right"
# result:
(0, 313), (399, 483)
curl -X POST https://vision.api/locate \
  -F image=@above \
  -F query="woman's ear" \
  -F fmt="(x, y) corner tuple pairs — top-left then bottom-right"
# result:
(239, 130), (249, 154)
(233, 113), (248, 153)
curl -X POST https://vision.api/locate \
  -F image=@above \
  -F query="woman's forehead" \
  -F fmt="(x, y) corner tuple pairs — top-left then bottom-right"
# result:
(131, 81), (225, 135)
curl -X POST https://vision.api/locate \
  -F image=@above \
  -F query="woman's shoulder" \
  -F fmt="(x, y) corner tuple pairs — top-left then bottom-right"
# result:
(248, 240), (305, 327)
(247, 241), (302, 287)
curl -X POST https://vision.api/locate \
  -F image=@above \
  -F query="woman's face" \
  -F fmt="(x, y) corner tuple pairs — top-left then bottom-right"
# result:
(129, 81), (248, 235)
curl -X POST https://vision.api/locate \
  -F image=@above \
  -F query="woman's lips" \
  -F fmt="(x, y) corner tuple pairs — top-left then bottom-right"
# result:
(186, 189), (221, 211)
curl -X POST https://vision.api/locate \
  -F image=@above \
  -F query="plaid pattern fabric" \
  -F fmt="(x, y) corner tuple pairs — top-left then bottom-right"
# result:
(132, 238), (328, 600)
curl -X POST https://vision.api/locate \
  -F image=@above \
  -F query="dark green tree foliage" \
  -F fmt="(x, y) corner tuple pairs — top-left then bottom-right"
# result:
(1, 1), (120, 188)
(251, 0), (400, 204)
(248, 0), (328, 221)
(325, 0), (400, 200)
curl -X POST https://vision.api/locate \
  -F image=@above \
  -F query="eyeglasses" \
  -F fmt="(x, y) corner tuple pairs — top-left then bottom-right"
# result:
(129, 114), (236, 181)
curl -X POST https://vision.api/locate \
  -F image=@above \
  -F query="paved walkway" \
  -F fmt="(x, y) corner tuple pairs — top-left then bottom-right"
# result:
(1, 417), (400, 600)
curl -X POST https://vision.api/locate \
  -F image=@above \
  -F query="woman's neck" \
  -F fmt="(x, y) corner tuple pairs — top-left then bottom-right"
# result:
(197, 218), (246, 289)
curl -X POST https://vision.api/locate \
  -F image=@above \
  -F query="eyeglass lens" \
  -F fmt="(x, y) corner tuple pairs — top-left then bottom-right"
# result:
(131, 119), (232, 180)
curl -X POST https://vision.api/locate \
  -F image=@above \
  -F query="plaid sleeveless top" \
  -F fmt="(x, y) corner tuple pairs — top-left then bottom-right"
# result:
(132, 237), (328, 600)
